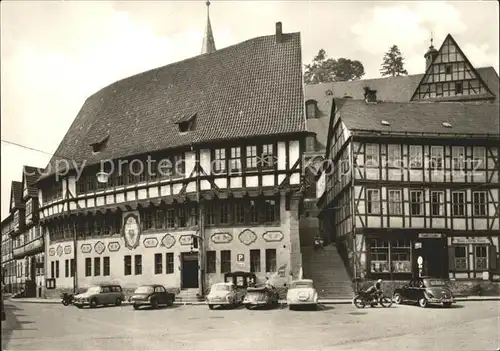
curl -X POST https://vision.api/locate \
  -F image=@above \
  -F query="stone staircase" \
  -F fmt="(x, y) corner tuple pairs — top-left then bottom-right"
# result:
(176, 288), (204, 303)
(301, 244), (354, 299)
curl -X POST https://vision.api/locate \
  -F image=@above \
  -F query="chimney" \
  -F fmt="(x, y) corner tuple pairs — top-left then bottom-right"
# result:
(363, 87), (377, 103)
(276, 22), (282, 43)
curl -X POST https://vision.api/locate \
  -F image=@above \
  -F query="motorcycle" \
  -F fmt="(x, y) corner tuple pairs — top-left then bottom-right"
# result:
(61, 292), (74, 306)
(352, 291), (393, 308)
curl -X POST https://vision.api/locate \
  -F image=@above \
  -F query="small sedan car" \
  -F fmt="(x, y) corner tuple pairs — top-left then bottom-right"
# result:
(73, 284), (125, 308)
(130, 284), (175, 310)
(286, 279), (319, 310)
(206, 282), (244, 310)
(243, 285), (280, 309)
(393, 277), (454, 308)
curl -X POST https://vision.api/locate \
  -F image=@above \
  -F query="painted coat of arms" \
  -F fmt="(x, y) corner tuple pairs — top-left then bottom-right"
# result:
(123, 213), (141, 250)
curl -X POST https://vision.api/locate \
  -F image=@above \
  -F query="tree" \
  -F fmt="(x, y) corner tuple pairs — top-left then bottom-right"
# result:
(380, 45), (408, 77)
(304, 49), (365, 83)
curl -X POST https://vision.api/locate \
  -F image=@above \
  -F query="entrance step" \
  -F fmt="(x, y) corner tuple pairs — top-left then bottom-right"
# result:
(176, 288), (204, 303)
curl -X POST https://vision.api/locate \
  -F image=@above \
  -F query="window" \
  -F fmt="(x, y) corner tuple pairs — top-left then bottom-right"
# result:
(124, 255), (132, 276)
(306, 136), (315, 152)
(85, 258), (92, 277)
(51, 261), (55, 278)
(206, 251), (216, 274)
(221, 250), (231, 273)
(154, 253), (162, 274)
(455, 82), (463, 94)
(306, 101), (317, 119)
(366, 189), (380, 214)
(250, 249), (261, 273)
(431, 191), (444, 216)
(246, 146), (258, 170)
(219, 203), (230, 224)
(452, 191), (465, 216)
(454, 246), (467, 270)
(142, 210), (153, 230)
(166, 209), (175, 228)
(154, 209), (165, 229)
(410, 190), (423, 215)
(234, 202), (245, 224)
(473, 147), (486, 169)
(248, 200), (258, 223)
(387, 145), (401, 168)
(265, 249), (277, 272)
(178, 206), (187, 227)
(264, 199), (277, 222)
(261, 144), (276, 169)
(445, 64), (452, 75)
(134, 255), (142, 275)
(230, 147), (241, 172)
(103, 257), (110, 276)
(370, 240), (389, 273)
(452, 146), (465, 170)
(409, 145), (423, 168)
(365, 144), (379, 167)
(473, 192), (487, 216)
(173, 155), (185, 176)
(214, 148), (226, 173)
(166, 253), (174, 274)
(388, 190), (402, 215)
(94, 257), (101, 276)
(206, 203), (216, 225)
(55, 260), (60, 278)
(65, 259), (69, 278)
(474, 246), (487, 270)
(430, 146), (443, 169)
(391, 239), (411, 273)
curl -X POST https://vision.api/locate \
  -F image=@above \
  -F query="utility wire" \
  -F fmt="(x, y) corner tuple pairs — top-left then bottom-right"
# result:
(1, 139), (78, 164)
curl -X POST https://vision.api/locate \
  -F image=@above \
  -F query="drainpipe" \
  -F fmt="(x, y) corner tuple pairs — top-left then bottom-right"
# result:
(349, 139), (357, 292)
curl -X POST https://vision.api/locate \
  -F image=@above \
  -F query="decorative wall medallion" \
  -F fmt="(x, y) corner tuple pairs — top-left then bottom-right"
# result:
(262, 231), (284, 242)
(56, 245), (63, 257)
(49, 248), (55, 256)
(211, 233), (233, 244)
(161, 234), (175, 249)
(108, 241), (120, 252)
(81, 244), (92, 254)
(143, 237), (159, 248)
(278, 264), (287, 277)
(123, 213), (141, 250)
(238, 229), (257, 246)
(64, 245), (72, 255)
(179, 235), (193, 246)
(94, 241), (105, 255)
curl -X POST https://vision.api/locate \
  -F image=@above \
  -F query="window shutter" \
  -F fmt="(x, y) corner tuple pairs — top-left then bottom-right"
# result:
(448, 246), (455, 271)
(489, 245), (497, 271)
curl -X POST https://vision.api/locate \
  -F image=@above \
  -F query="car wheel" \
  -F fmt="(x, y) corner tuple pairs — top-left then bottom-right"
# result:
(76, 304), (83, 309)
(90, 299), (98, 308)
(443, 302), (452, 308)
(115, 298), (122, 306)
(133, 304), (140, 310)
(418, 298), (428, 308)
(289, 305), (295, 311)
(151, 299), (158, 309)
(393, 293), (403, 304)
(208, 304), (214, 310)
(245, 304), (251, 310)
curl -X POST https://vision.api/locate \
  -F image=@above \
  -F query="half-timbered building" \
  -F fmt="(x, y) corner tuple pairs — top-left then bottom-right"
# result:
(1, 215), (15, 293)
(36, 17), (307, 298)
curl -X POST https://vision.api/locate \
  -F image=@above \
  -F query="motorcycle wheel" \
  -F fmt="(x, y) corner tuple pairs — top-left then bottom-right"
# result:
(379, 296), (393, 308)
(352, 295), (366, 308)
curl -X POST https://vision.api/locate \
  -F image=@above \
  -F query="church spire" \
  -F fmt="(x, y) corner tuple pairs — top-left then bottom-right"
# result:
(201, 1), (216, 54)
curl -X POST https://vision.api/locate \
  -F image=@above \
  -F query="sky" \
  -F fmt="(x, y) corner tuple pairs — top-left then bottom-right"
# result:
(1, 0), (499, 220)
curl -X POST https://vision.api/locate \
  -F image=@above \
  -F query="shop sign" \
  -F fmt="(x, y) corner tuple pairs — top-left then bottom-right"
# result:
(236, 254), (244, 265)
(24, 238), (43, 254)
(452, 237), (490, 244)
(418, 233), (442, 239)
(414, 242), (422, 249)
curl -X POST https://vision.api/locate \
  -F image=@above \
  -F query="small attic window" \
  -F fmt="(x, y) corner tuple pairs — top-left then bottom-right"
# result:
(381, 120), (391, 126)
(90, 135), (109, 154)
(442, 122), (452, 128)
(176, 113), (196, 133)
(305, 100), (317, 119)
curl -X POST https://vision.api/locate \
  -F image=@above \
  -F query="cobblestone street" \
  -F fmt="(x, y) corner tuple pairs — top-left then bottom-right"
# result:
(2, 300), (498, 350)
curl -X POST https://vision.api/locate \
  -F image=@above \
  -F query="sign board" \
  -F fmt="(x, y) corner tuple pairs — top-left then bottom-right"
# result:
(414, 242), (422, 249)
(419, 233), (442, 239)
(452, 237), (490, 245)
(236, 254), (244, 265)
(417, 256), (423, 265)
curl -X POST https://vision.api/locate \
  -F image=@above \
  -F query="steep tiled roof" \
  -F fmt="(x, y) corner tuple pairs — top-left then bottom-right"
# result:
(337, 99), (500, 137)
(41, 32), (306, 179)
(10, 181), (23, 211)
(23, 166), (43, 198)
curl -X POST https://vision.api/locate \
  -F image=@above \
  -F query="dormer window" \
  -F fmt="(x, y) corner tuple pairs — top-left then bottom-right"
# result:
(381, 120), (390, 126)
(90, 135), (109, 154)
(442, 122), (452, 128)
(363, 87), (377, 103)
(305, 100), (317, 119)
(176, 113), (196, 133)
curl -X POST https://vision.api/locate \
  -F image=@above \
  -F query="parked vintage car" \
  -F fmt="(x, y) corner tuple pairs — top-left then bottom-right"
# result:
(206, 282), (245, 309)
(392, 277), (454, 308)
(73, 284), (125, 308)
(286, 279), (319, 310)
(243, 284), (280, 309)
(131, 284), (175, 310)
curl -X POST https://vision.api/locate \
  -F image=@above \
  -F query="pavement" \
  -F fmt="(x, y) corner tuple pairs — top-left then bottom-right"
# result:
(2, 299), (499, 350)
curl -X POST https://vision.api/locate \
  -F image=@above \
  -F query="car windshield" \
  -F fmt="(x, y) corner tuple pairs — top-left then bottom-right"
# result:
(290, 282), (313, 289)
(86, 286), (101, 293)
(135, 286), (153, 294)
(212, 285), (231, 292)
(424, 279), (447, 287)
